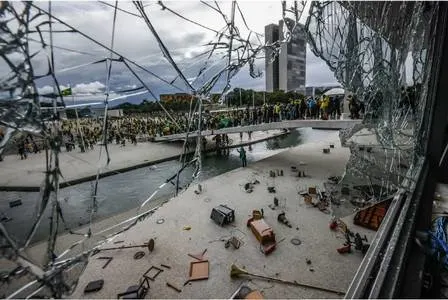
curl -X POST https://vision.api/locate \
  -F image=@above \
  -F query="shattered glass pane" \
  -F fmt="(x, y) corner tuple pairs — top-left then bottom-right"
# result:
(0, 0), (439, 297)
(0, 1), (307, 297)
(305, 1), (436, 217)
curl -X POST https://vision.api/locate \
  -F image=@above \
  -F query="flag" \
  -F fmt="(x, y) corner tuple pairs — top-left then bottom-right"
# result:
(61, 87), (72, 96)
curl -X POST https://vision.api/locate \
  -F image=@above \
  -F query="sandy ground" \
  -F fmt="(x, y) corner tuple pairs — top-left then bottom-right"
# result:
(61, 131), (376, 299)
(0, 130), (284, 190)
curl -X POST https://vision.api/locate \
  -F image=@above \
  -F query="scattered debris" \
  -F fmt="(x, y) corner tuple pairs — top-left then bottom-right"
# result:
(134, 251), (145, 260)
(338, 229), (370, 255)
(269, 170), (276, 177)
(8, 200), (22, 208)
(113, 240), (124, 244)
(97, 238), (155, 254)
(323, 148), (330, 154)
(183, 226), (192, 231)
(166, 281), (182, 293)
(328, 176), (341, 183)
(309, 268), (315, 272)
(210, 205), (235, 226)
(306, 258), (312, 265)
(225, 236), (242, 249)
(277, 212), (292, 228)
(329, 220), (338, 230)
(247, 215), (277, 255)
(194, 184), (202, 195)
(230, 284), (264, 299)
(329, 144), (335, 148)
(353, 199), (392, 230)
(291, 238), (301, 246)
(117, 277), (150, 299)
(144, 266), (164, 281)
(189, 260), (209, 281)
(230, 264), (344, 295)
(244, 182), (254, 193)
(303, 194), (313, 205)
(267, 186), (276, 193)
(188, 249), (208, 261)
(273, 197), (279, 206)
(156, 218), (165, 224)
(97, 257), (113, 269)
(161, 264), (171, 269)
(84, 279), (104, 294)
(308, 187), (317, 195)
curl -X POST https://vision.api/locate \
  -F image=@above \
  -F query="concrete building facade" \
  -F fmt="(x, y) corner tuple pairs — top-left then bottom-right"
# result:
(265, 20), (306, 94)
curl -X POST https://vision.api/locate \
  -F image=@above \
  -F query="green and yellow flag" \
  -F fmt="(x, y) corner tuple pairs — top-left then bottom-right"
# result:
(61, 87), (72, 96)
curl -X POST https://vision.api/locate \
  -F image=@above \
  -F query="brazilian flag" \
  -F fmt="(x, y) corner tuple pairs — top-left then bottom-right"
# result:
(61, 87), (72, 96)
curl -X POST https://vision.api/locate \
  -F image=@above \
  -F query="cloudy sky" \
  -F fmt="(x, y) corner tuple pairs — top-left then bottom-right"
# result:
(5, 1), (338, 105)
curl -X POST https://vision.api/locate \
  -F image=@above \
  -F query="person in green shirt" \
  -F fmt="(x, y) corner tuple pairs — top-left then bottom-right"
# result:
(237, 146), (247, 167)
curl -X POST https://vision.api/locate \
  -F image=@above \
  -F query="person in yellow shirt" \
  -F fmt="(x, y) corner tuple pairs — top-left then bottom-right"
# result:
(320, 96), (330, 119)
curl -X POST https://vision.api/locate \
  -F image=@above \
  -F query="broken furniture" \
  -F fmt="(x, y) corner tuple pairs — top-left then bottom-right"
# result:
(210, 205), (235, 226)
(189, 260), (209, 281)
(246, 215), (277, 255)
(84, 279), (104, 294)
(117, 276), (150, 299)
(144, 265), (164, 281)
(225, 236), (242, 249)
(166, 281), (182, 293)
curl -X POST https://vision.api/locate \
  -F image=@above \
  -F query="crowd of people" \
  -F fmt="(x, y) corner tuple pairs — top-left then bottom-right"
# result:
(8, 94), (363, 158)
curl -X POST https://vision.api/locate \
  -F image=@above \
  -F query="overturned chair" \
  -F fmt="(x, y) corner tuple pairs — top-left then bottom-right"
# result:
(117, 276), (150, 299)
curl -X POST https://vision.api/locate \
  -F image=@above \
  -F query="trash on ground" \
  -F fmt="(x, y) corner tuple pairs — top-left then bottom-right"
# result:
(277, 212), (292, 228)
(8, 199), (22, 208)
(97, 238), (155, 254)
(353, 198), (392, 230)
(183, 225), (192, 231)
(247, 214), (276, 255)
(306, 258), (312, 265)
(189, 260), (209, 281)
(144, 265), (163, 281)
(133, 251), (145, 260)
(97, 256), (113, 269)
(161, 264), (171, 269)
(230, 284), (264, 299)
(291, 238), (301, 246)
(211, 205), (235, 226)
(323, 148), (330, 154)
(156, 218), (165, 224)
(230, 263), (344, 295)
(267, 186), (276, 193)
(225, 236), (242, 249)
(84, 279), (104, 294)
(117, 277), (150, 299)
(269, 170), (276, 177)
(188, 248), (208, 261)
(166, 281), (182, 293)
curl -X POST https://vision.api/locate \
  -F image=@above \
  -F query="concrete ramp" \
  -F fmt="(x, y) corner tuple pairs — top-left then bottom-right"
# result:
(153, 119), (362, 142)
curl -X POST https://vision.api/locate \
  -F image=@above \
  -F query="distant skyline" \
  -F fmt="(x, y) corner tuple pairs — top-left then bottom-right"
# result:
(7, 1), (338, 104)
